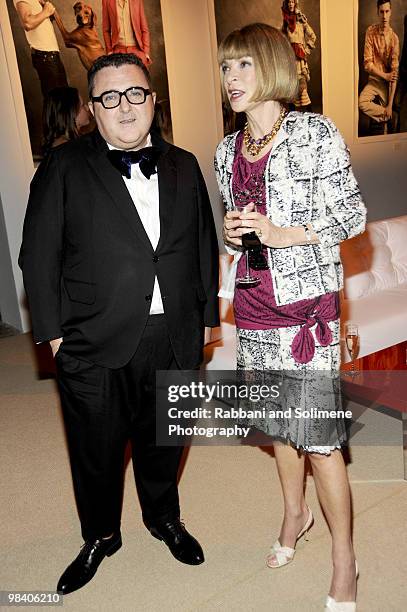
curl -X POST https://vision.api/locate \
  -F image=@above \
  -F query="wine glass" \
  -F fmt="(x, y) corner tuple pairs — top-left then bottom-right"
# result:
(345, 322), (360, 377)
(232, 204), (261, 288)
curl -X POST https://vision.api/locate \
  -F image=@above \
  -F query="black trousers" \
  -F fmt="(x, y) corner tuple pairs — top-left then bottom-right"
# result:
(56, 315), (183, 540)
(31, 49), (68, 98)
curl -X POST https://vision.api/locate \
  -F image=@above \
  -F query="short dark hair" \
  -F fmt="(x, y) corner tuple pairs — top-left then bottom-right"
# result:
(88, 54), (152, 96)
(377, 0), (391, 9)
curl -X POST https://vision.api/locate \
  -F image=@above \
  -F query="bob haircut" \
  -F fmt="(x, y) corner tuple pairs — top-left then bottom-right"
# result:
(218, 23), (298, 105)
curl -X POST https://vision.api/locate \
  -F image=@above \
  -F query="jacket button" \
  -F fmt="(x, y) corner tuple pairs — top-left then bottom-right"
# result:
(145, 294), (152, 301)
(153, 256), (159, 263)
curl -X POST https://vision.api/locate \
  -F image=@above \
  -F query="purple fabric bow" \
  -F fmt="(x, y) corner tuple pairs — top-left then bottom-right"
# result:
(291, 299), (336, 364)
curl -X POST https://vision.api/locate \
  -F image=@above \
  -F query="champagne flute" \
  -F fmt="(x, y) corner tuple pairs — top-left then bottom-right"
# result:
(232, 204), (261, 288)
(345, 322), (360, 377)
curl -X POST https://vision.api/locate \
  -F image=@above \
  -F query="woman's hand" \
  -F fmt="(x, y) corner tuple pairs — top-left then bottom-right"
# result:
(223, 210), (244, 247)
(224, 209), (288, 248)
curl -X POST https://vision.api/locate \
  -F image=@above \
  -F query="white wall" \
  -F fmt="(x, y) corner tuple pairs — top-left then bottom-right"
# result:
(160, 0), (225, 241)
(0, 2), (33, 331)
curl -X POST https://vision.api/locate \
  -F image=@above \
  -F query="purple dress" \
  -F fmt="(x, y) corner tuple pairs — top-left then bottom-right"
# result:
(232, 131), (339, 365)
(229, 131), (345, 453)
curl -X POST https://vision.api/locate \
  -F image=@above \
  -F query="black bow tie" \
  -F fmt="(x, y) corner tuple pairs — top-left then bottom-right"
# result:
(107, 146), (160, 179)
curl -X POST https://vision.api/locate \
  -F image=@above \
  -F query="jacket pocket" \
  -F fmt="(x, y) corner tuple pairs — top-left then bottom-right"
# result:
(64, 278), (96, 305)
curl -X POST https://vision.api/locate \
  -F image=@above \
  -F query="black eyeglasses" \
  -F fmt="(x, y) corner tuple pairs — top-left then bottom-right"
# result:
(91, 86), (152, 109)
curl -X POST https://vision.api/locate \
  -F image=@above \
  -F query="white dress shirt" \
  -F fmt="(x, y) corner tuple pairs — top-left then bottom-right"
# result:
(108, 135), (164, 314)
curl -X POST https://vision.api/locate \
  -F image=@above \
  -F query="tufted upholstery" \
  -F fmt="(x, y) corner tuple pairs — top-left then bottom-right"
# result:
(341, 215), (407, 300)
(341, 215), (407, 360)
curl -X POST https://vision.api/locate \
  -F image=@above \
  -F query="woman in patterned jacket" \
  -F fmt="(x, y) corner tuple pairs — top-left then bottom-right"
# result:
(215, 23), (366, 611)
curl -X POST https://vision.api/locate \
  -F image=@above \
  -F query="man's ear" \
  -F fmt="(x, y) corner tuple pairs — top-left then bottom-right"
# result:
(88, 100), (95, 117)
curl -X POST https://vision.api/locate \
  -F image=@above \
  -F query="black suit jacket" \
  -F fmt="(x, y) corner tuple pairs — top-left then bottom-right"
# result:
(19, 130), (219, 369)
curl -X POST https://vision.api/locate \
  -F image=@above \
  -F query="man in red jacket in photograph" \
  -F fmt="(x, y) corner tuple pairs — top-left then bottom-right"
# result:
(102, 0), (151, 65)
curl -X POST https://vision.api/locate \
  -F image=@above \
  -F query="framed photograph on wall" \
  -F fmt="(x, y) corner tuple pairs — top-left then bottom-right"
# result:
(214, 0), (323, 135)
(6, 0), (172, 159)
(356, 0), (407, 139)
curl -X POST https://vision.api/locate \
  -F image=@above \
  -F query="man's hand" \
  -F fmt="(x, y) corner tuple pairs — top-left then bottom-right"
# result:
(49, 337), (63, 357)
(383, 70), (397, 83)
(41, 1), (56, 18)
(383, 105), (393, 121)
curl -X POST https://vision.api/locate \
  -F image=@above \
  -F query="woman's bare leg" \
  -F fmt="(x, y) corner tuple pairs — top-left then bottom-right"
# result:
(267, 442), (309, 565)
(308, 450), (357, 602)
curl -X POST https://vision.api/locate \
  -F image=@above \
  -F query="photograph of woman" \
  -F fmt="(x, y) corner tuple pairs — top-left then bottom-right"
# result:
(281, 0), (317, 109)
(215, 23), (366, 611)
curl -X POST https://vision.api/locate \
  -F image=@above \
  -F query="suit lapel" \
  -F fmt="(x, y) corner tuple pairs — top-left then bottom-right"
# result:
(85, 130), (153, 252)
(152, 132), (177, 253)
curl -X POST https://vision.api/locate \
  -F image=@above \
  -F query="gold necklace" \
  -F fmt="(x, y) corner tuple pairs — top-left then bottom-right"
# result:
(243, 107), (288, 156)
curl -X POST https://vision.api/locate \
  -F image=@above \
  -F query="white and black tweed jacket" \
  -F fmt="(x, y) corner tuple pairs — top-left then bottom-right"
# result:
(214, 112), (367, 306)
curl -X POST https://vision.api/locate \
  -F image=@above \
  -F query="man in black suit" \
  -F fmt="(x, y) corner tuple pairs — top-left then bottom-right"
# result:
(19, 53), (219, 595)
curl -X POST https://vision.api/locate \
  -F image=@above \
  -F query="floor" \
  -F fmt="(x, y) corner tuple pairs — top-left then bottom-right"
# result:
(0, 322), (19, 338)
(0, 332), (406, 611)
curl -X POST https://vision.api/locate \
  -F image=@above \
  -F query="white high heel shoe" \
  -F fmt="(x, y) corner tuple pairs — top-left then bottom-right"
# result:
(324, 561), (359, 612)
(266, 506), (314, 568)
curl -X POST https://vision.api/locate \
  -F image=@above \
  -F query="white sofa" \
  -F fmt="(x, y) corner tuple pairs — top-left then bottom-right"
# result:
(207, 215), (407, 368)
(340, 214), (407, 361)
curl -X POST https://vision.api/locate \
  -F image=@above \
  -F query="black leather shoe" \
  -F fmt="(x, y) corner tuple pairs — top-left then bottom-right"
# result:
(56, 532), (122, 594)
(149, 519), (204, 565)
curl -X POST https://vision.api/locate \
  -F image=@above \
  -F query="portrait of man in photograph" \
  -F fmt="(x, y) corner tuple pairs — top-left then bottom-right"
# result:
(358, 0), (407, 136)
